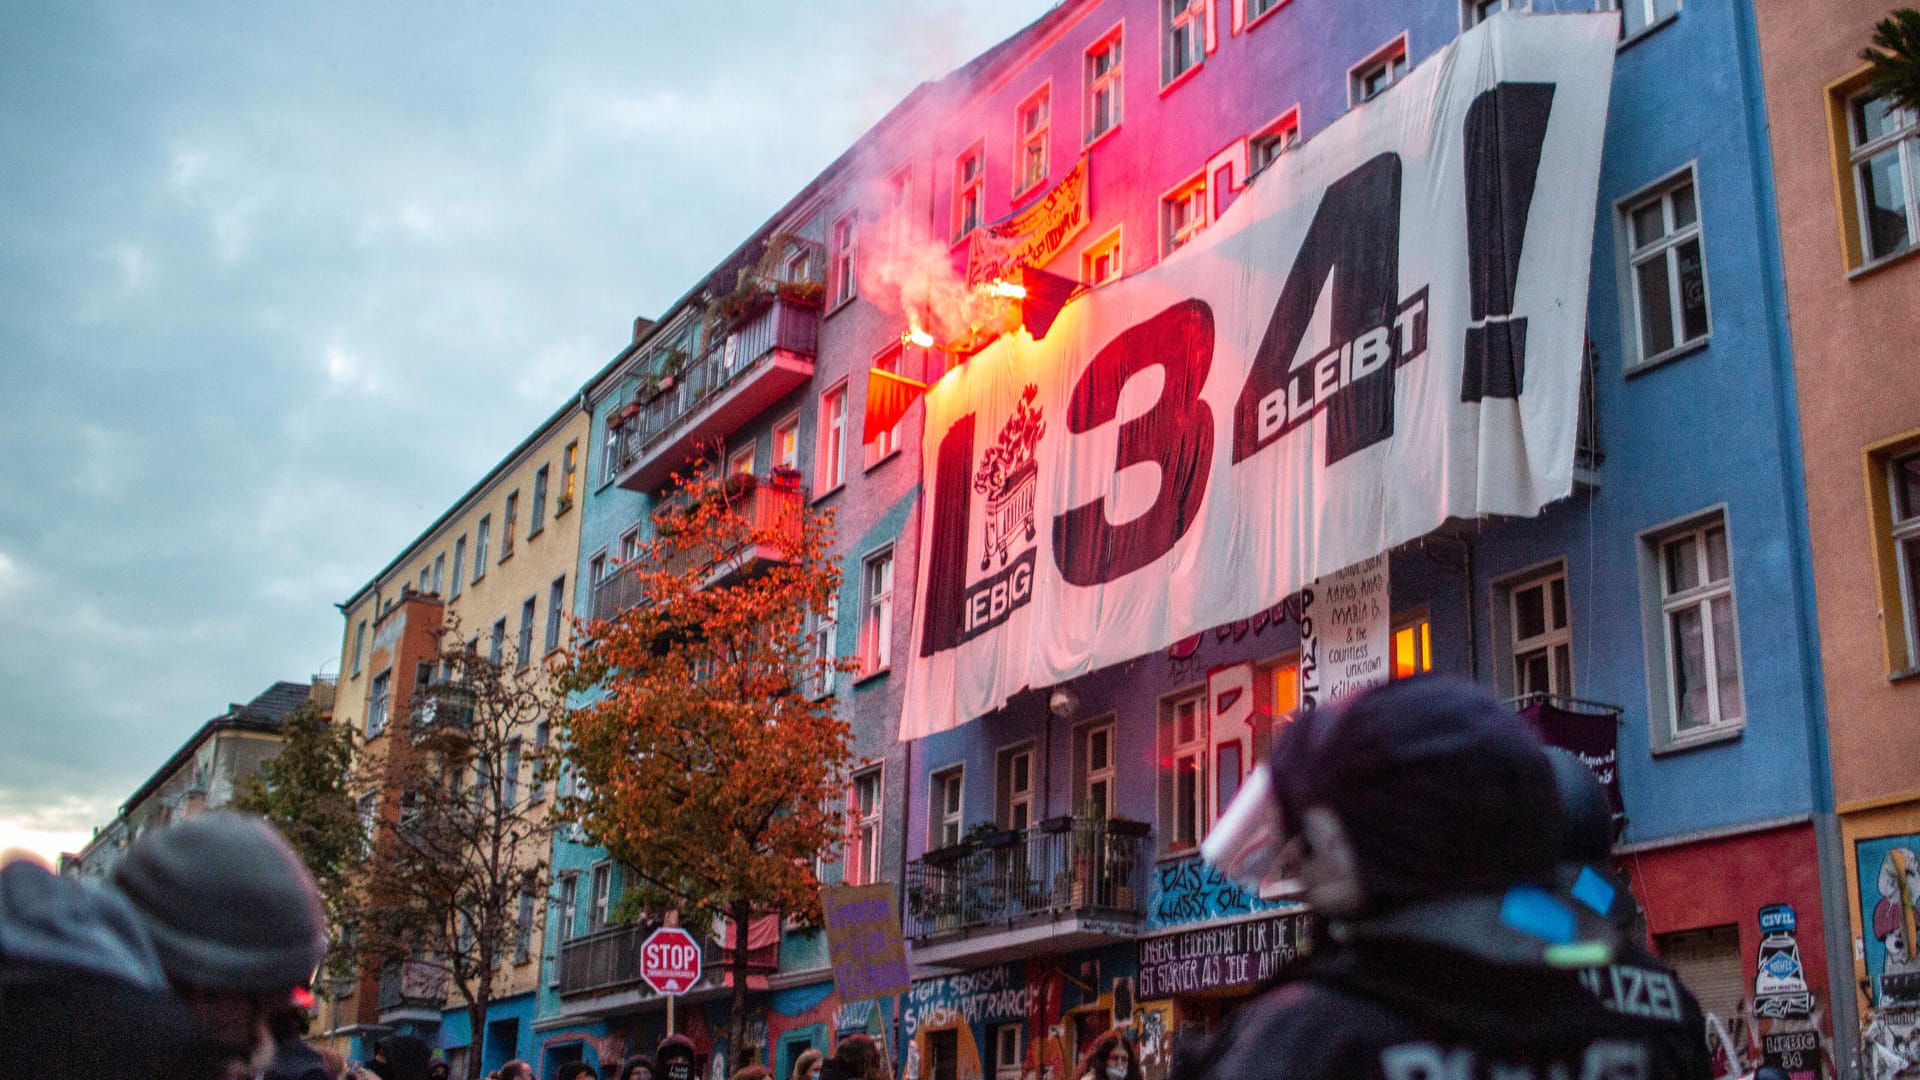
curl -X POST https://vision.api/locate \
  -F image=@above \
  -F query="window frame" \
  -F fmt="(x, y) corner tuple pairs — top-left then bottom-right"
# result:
(1162, 0), (1208, 89)
(829, 211), (858, 309)
(531, 720), (550, 802)
(1162, 171), (1209, 256)
(859, 545), (895, 677)
(1845, 87), (1920, 268)
(1085, 25), (1124, 146)
(1494, 561), (1574, 700)
(1638, 507), (1746, 751)
(505, 737), (523, 810)
(546, 576), (566, 653)
(1015, 83), (1053, 197)
(1618, 165), (1712, 371)
(953, 141), (987, 242)
(1871, 442), (1920, 675)
(367, 668), (392, 738)
(807, 592), (839, 701)
(474, 517), (491, 582)
(432, 553), (446, 596)
(996, 740), (1037, 834)
(451, 536), (467, 598)
(589, 861), (612, 931)
(1158, 687), (1208, 855)
(773, 413), (801, 475)
(561, 441), (579, 507)
(351, 620), (367, 676)
(517, 597), (535, 670)
(1247, 107), (1302, 179)
(849, 766), (884, 886)
(1243, 0), (1289, 32)
(930, 764), (965, 849)
(490, 618), (507, 666)
(1461, 0), (1527, 30)
(817, 380), (849, 496)
(1082, 226), (1123, 286)
(1391, 609), (1433, 681)
(1348, 32), (1410, 108)
(1610, 0), (1681, 43)
(531, 465), (550, 535)
(1075, 716), (1118, 821)
(515, 890), (535, 964)
(865, 344), (906, 469)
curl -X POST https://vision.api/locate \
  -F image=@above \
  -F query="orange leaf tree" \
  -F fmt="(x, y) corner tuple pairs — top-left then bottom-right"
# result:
(557, 459), (856, 1065)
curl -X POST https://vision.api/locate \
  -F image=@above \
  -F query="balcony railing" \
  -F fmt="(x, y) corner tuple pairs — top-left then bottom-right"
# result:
(409, 682), (474, 742)
(903, 817), (1151, 942)
(377, 960), (447, 1013)
(589, 475), (805, 623)
(557, 921), (776, 998)
(608, 294), (821, 492)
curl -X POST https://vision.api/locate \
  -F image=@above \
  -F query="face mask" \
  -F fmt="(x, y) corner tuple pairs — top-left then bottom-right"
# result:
(669, 1063), (691, 1080)
(1106, 1065), (1129, 1080)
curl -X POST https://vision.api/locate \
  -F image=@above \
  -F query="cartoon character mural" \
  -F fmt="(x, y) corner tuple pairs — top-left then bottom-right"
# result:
(1862, 839), (1920, 1008)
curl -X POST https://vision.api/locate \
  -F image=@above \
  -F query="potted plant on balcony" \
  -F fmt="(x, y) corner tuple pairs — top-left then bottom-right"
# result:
(768, 466), (803, 490)
(775, 279), (826, 307)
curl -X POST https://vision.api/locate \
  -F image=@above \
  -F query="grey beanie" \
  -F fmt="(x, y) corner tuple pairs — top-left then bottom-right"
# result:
(109, 811), (328, 992)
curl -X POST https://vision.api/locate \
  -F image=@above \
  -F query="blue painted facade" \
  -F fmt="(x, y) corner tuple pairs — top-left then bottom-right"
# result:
(527, 0), (1840, 1074)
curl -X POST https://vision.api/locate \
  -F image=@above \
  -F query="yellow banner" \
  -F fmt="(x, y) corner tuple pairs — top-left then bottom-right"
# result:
(966, 157), (1090, 287)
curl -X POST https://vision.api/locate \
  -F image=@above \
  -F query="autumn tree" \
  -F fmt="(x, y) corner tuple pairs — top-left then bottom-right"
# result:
(359, 629), (558, 1080)
(233, 698), (361, 987)
(1864, 9), (1920, 113)
(558, 460), (856, 1067)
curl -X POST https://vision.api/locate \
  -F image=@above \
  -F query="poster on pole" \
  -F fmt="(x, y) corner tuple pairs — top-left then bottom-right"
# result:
(822, 884), (911, 1003)
(900, 15), (1616, 740)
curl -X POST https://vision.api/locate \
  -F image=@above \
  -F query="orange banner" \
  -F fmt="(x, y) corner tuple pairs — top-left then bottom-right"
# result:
(965, 157), (1089, 287)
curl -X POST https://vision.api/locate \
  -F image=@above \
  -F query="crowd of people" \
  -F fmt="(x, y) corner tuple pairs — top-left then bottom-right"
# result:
(4, 675), (1778, 1078)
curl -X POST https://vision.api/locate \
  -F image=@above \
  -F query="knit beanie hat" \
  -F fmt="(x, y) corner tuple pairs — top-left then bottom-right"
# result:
(109, 811), (328, 992)
(1269, 675), (1563, 914)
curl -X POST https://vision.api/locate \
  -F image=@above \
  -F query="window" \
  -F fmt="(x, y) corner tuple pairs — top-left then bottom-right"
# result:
(808, 594), (839, 700)
(589, 862), (612, 931)
(1610, 0), (1680, 40)
(490, 619), (507, 666)
(1248, 112), (1300, 178)
(1350, 36), (1409, 106)
(1086, 29), (1123, 143)
(505, 738), (522, 809)
(773, 415), (800, 473)
(997, 743), (1035, 833)
(546, 576), (566, 653)
(474, 517), (490, 581)
(368, 670), (392, 737)
(451, 537), (467, 598)
(1509, 570), (1573, 697)
(1163, 174), (1208, 254)
(418, 567), (430, 594)
(532, 466), (550, 534)
(1392, 615), (1432, 680)
(1879, 450), (1920, 671)
(993, 1025), (1024, 1080)
(531, 720), (550, 802)
(619, 527), (641, 567)
(517, 597), (535, 669)
(588, 552), (607, 593)
(860, 548), (894, 675)
(1622, 171), (1710, 366)
(515, 891), (534, 964)
(1017, 87), (1050, 194)
(1163, 0), (1206, 86)
(954, 144), (985, 240)
(1158, 690), (1206, 852)
(501, 491), (519, 559)
(351, 620), (367, 676)
(357, 792), (379, 848)
(1246, 0), (1286, 23)
(1847, 90), (1919, 264)
(931, 766), (965, 848)
(827, 213), (858, 307)
(561, 441), (579, 506)
(866, 346), (904, 467)
(1077, 720), (1117, 820)
(1463, 0), (1524, 27)
(819, 383), (848, 492)
(432, 553), (445, 596)
(557, 875), (579, 943)
(729, 444), (756, 476)
(849, 768), (883, 885)
(1654, 515), (1744, 738)
(1082, 228), (1122, 285)
(415, 661), (433, 696)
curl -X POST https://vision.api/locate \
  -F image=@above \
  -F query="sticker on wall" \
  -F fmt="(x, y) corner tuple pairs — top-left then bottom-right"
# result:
(1859, 837), (1920, 1007)
(1753, 903), (1816, 1019)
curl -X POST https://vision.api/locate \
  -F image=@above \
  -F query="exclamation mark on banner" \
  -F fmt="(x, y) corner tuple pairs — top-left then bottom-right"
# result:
(1460, 82), (1555, 402)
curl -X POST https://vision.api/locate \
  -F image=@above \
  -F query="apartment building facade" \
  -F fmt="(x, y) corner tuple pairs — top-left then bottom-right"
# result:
(1752, 0), (1920, 1070)
(325, 399), (592, 1074)
(529, 1), (1842, 1077)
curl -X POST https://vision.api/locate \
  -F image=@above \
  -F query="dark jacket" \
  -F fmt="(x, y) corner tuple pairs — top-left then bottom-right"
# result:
(266, 1035), (335, 1080)
(1178, 896), (1707, 1080)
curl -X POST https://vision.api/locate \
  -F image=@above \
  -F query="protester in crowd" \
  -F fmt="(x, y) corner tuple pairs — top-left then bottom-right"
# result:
(1179, 675), (1681, 1079)
(500, 1059), (536, 1080)
(556, 1062), (601, 1080)
(1076, 1031), (1142, 1080)
(264, 1002), (333, 1080)
(428, 1059), (452, 1080)
(789, 1048), (824, 1080)
(656, 1035), (699, 1080)
(731, 1066), (771, 1080)
(822, 1035), (890, 1080)
(621, 1052), (658, 1080)
(365, 1034), (433, 1080)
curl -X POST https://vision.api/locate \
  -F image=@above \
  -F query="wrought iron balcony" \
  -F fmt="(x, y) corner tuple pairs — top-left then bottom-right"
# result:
(610, 293), (819, 493)
(588, 475), (805, 623)
(556, 921), (776, 999)
(903, 817), (1150, 967)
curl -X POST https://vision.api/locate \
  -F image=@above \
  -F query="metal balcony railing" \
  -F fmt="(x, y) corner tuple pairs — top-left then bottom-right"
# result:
(556, 921), (776, 998)
(588, 476), (805, 623)
(408, 681), (474, 742)
(903, 817), (1151, 942)
(625, 295), (820, 458)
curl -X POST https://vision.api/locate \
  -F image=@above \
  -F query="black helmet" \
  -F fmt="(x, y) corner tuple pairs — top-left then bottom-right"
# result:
(109, 811), (328, 992)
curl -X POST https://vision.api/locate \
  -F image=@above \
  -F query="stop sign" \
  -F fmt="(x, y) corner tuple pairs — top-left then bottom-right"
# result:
(640, 927), (703, 995)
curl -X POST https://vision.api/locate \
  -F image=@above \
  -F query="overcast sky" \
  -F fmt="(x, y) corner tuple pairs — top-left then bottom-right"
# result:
(0, 0), (1051, 862)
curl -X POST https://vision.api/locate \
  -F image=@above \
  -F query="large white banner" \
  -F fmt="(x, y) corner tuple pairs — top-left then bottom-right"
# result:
(901, 15), (1616, 740)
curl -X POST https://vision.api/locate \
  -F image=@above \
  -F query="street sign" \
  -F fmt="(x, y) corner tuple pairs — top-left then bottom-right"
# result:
(641, 927), (703, 996)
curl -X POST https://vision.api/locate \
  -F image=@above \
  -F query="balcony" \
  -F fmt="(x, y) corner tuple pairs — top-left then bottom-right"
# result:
(589, 475), (806, 623)
(611, 294), (820, 493)
(557, 921), (776, 1000)
(408, 681), (474, 743)
(903, 817), (1150, 969)
(377, 960), (447, 1022)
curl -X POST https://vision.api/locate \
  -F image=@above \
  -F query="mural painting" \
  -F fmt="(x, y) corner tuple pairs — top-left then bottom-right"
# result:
(899, 949), (1143, 1080)
(1860, 837), (1920, 1079)
(1146, 856), (1299, 932)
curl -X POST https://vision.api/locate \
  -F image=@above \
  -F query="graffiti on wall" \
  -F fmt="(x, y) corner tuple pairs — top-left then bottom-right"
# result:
(1146, 856), (1296, 931)
(1862, 839), (1920, 1008)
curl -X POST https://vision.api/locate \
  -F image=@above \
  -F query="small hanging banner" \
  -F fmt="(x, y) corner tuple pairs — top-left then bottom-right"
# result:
(966, 157), (1090, 287)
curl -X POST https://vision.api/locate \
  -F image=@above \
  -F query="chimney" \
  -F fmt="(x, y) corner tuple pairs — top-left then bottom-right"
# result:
(632, 316), (656, 345)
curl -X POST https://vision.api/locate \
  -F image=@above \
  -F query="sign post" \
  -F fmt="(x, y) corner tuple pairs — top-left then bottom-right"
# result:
(642, 926), (703, 1037)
